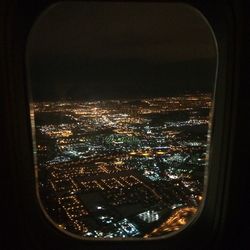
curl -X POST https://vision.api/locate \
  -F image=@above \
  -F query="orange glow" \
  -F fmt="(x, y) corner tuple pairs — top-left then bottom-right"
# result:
(129, 151), (136, 155)
(156, 151), (165, 155)
(144, 207), (197, 238)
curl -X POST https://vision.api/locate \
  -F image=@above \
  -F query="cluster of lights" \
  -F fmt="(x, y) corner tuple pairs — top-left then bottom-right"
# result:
(137, 210), (160, 223)
(144, 207), (197, 237)
(35, 93), (211, 238)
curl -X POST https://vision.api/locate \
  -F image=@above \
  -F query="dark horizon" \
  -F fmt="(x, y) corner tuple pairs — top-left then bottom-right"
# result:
(29, 58), (216, 102)
(30, 90), (213, 103)
(32, 91), (211, 103)
(27, 2), (217, 102)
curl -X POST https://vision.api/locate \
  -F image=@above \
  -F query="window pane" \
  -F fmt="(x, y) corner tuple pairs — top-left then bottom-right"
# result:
(28, 2), (217, 239)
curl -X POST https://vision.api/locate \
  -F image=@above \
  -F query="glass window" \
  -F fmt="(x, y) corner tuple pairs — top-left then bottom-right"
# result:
(27, 2), (217, 239)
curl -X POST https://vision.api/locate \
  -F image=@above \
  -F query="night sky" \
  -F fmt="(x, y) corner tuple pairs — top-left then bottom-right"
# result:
(27, 2), (217, 101)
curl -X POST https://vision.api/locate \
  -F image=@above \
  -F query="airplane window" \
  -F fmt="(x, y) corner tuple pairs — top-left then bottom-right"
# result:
(27, 2), (217, 239)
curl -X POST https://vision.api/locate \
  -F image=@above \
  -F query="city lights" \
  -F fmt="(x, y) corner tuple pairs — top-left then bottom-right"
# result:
(35, 93), (210, 238)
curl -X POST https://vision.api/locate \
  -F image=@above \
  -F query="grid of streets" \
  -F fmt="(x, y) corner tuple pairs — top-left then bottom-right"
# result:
(34, 93), (211, 238)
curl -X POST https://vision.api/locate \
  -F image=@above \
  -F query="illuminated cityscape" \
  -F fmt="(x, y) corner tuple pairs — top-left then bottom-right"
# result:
(34, 93), (211, 238)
